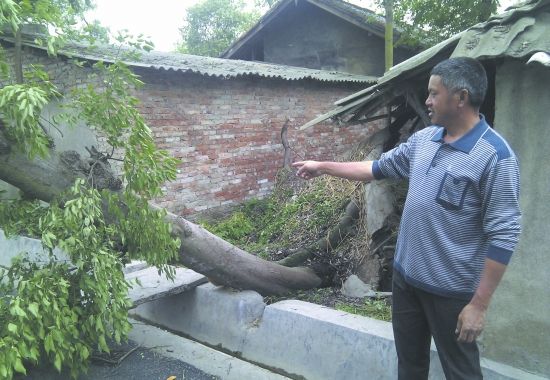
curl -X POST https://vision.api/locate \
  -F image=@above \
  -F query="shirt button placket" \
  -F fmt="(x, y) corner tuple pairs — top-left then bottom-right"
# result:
(428, 145), (443, 172)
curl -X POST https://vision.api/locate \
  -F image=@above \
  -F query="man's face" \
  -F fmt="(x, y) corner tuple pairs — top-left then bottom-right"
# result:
(425, 75), (459, 127)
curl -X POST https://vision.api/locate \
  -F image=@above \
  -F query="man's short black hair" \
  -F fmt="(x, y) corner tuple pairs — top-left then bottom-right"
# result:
(430, 57), (488, 108)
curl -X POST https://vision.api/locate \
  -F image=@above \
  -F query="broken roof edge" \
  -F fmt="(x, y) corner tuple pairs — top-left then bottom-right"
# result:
(379, 32), (463, 85)
(299, 0), (550, 130)
(0, 36), (377, 84)
(299, 90), (379, 130)
(297, 31), (462, 129)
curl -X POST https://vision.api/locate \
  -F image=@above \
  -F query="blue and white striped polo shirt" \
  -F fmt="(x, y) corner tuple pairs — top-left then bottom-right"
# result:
(372, 116), (521, 299)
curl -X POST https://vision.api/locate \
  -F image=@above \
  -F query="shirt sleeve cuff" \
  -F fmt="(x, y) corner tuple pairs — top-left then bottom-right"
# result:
(487, 244), (513, 265)
(372, 160), (386, 180)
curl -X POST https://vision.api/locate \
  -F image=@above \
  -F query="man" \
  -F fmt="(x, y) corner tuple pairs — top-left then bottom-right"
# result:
(293, 57), (521, 379)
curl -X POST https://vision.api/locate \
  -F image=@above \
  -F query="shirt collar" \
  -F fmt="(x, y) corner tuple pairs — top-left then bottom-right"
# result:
(430, 115), (489, 153)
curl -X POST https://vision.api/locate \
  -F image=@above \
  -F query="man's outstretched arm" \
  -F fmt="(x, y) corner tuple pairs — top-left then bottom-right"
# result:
(292, 160), (375, 182)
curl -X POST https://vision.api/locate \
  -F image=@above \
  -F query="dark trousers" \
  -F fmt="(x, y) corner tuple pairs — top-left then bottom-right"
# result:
(392, 271), (483, 380)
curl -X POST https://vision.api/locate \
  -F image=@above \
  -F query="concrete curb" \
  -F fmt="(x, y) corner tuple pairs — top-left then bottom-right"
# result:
(126, 266), (208, 306)
(128, 318), (291, 380)
(132, 283), (548, 380)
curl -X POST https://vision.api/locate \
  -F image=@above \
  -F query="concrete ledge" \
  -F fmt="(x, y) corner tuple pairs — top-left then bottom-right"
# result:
(128, 318), (291, 380)
(126, 266), (207, 306)
(132, 283), (548, 380)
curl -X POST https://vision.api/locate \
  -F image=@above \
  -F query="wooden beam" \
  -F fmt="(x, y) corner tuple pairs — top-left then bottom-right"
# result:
(406, 90), (430, 127)
(347, 95), (387, 123)
(334, 83), (380, 106)
(339, 113), (391, 127)
(299, 91), (379, 130)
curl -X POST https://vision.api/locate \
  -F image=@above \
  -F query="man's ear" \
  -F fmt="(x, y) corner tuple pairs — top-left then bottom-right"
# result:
(458, 89), (468, 107)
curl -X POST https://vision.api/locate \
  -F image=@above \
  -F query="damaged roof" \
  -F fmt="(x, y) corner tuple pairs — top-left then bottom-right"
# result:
(0, 35), (377, 84)
(220, 0), (391, 59)
(300, 0), (550, 129)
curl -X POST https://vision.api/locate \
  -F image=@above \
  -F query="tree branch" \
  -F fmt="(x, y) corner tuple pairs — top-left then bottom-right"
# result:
(1, 130), (324, 295)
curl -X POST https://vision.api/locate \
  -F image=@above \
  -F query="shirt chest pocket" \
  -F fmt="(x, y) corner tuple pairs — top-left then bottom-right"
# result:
(436, 172), (471, 210)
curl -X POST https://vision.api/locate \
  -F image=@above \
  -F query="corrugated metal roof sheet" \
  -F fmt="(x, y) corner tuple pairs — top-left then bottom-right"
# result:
(0, 36), (377, 84)
(378, 32), (463, 85)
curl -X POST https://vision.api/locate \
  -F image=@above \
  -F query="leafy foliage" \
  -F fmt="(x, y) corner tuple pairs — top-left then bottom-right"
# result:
(177, 0), (260, 57)
(0, 68), (60, 157)
(374, 0), (500, 47)
(1, 180), (132, 379)
(0, 1), (179, 378)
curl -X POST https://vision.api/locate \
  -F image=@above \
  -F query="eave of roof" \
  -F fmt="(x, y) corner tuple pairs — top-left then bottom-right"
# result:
(0, 36), (377, 84)
(220, 0), (390, 59)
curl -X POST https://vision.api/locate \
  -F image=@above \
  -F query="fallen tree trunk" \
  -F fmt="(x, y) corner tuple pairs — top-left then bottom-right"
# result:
(169, 214), (322, 294)
(0, 129), (323, 295)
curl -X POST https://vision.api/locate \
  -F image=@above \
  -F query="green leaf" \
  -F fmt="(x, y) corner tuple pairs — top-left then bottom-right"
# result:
(29, 347), (39, 361)
(44, 334), (53, 354)
(13, 358), (26, 375)
(98, 335), (109, 353)
(82, 345), (90, 359)
(28, 302), (39, 317)
(54, 354), (62, 372)
(7, 323), (18, 333)
(11, 304), (26, 317)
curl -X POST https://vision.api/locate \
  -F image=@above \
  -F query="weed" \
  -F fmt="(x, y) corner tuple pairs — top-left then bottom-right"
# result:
(336, 298), (392, 322)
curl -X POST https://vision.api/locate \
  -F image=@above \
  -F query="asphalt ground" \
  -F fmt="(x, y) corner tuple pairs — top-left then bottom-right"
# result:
(17, 340), (219, 380)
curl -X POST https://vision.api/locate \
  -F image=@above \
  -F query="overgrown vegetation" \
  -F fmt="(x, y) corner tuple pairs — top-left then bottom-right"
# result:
(200, 167), (363, 266)
(336, 298), (392, 322)
(199, 137), (407, 321)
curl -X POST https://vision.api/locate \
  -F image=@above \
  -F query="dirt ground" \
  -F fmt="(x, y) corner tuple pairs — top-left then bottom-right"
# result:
(264, 286), (392, 322)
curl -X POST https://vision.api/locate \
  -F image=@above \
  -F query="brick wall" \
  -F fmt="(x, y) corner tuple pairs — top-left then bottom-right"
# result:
(2, 44), (384, 216)
(134, 69), (383, 216)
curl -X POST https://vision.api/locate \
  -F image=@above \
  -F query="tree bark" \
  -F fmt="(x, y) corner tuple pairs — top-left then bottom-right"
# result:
(0, 129), (122, 201)
(384, 0), (394, 72)
(14, 28), (23, 84)
(0, 129), (323, 295)
(280, 119), (291, 170)
(170, 214), (322, 295)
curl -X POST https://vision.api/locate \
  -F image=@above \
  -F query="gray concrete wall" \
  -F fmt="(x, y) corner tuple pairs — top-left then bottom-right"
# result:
(263, 2), (413, 76)
(0, 101), (100, 200)
(482, 59), (550, 377)
(0, 228), (67, 268)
